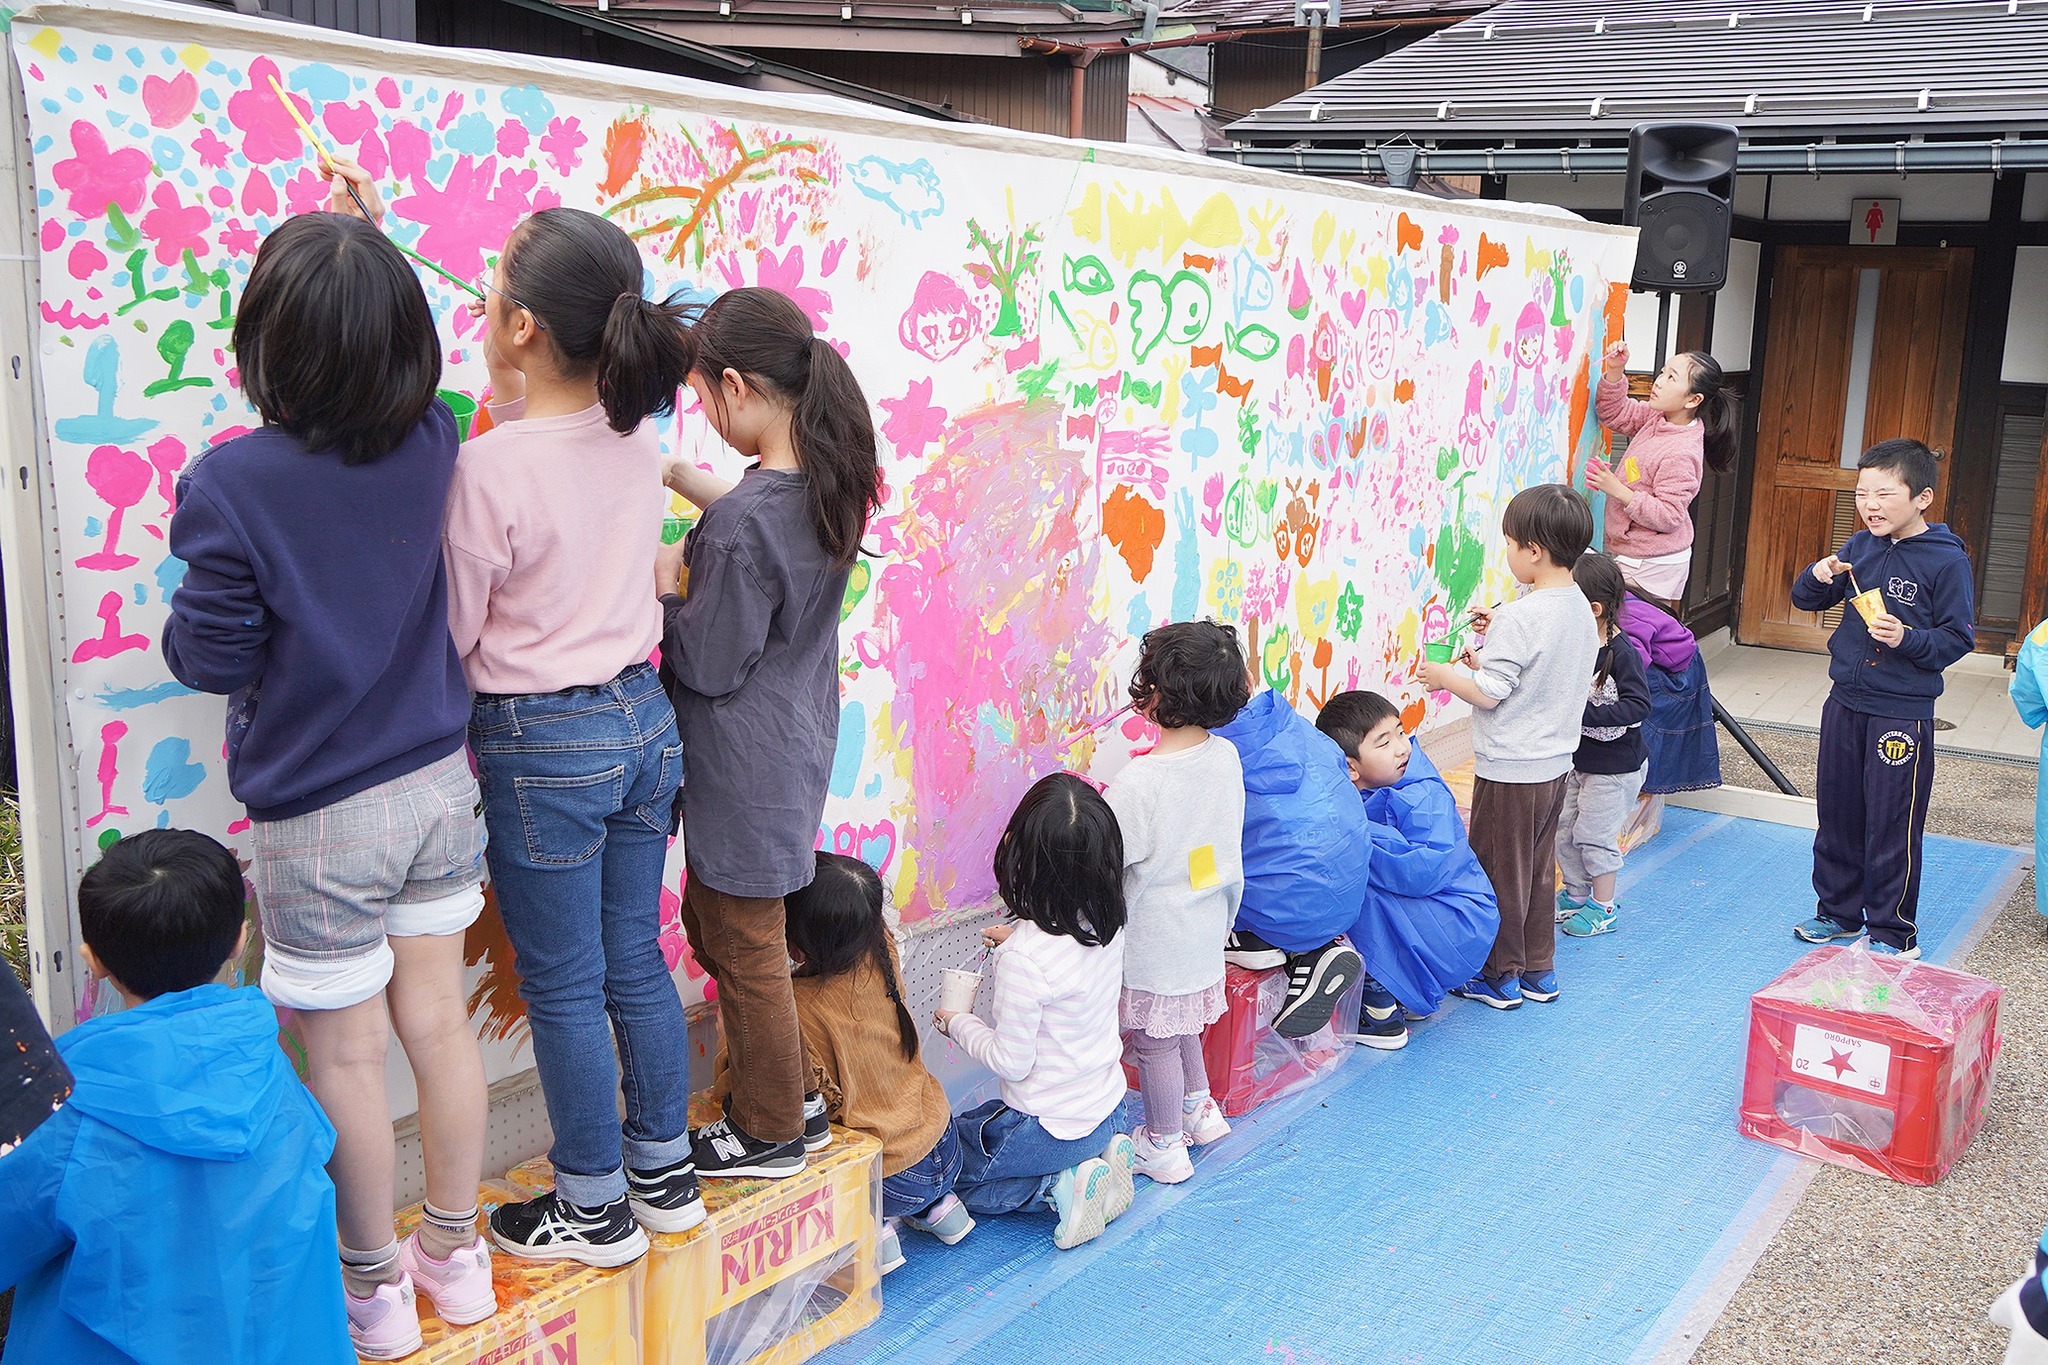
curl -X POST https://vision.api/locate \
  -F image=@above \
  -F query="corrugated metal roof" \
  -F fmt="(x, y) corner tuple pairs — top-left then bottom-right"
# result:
(549, 0), (1136, 35)
(1231, 0), (2048, 142)
(1160, 0), (1487, 33)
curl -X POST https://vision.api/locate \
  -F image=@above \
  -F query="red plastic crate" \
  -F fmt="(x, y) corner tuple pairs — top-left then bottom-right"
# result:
(1739, 944), (2001, 1186)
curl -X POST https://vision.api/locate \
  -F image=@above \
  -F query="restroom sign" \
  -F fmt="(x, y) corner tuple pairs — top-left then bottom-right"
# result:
(1851, 198), (1900, 246)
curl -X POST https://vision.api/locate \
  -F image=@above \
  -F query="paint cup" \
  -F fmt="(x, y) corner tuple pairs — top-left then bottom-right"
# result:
(939, 968), (981, 1013)
(1424, 640), (1456, 663)
(1851, 589), (1885, 625)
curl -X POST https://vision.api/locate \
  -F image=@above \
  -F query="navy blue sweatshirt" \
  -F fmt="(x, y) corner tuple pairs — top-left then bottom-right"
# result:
(1575, 636), (1651, 775)
(162, 405), (470, 821)
(1788, 523), (1976, 720)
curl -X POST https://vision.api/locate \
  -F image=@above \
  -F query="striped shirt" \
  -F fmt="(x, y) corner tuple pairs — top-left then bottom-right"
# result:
(948, 921), (1126, 1139)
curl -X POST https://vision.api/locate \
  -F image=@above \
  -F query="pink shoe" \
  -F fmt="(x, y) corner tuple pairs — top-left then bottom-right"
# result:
(345, 1273), (424, 1360)
(398, 1230), (497, 1326)
(1185, 1095), (1231, 1146)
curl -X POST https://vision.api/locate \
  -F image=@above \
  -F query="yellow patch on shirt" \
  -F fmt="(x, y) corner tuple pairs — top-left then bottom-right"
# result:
(1189, 844), (1220, 890)
(2031, 619), (2048, 647)
(1623, 455), (1642, 484)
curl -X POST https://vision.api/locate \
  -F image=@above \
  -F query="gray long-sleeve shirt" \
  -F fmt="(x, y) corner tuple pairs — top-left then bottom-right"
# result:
(1468, 584), (1602, 784)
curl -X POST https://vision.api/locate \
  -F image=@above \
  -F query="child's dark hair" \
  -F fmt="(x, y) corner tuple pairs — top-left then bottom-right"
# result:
(1574, 549), (1627, 651)
(500, 207), (692, 434)
(1315, 689), (1401, 759)
(78, 829), (244, 999)
(682, 288), (882, 567)
(993, 773), (1125, 948)
(785, 853), (918, 1061)
(1128, 621), (1251, 730)
(1858, 437), (1940, 497)
(1677, 350), (1739, 474)
(1501, 483), (1594, 568)
(234, 213), (440, 466)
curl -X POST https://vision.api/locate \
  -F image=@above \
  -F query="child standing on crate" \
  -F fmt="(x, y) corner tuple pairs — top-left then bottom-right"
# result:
(1419, 484), (1600, 1010)
(1102, 621), (1249, 1184)
(1555, 552), (1652, 938)
(934, 774), (1138, 1252)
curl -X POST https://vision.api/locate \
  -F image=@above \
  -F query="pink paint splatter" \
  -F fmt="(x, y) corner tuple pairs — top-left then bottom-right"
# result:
(322, 100), (378, 145)
(392, 156), (540, 280)
(85, 720), (128, 828)
(497, 121), (529, 158)
(436, 92), (464, 130)
(878, 378), (947, 454)
(240, 168), (278, 218)
(220, 220), (260, 258)
(73, 591), (149, 663)
(226, 58), (308, 166)
(193, 128), (232, 170)
(66, 239), (106, 281)
(386, 120), (431, 184)
(51, 120), (149, 220)
(42, 301), (108, 329)
(77, 446), (150, 570)
(140, 182), (210, 266)
(540, 116), (585, 177)
(39, 219), (63, 252)
(147, 437), (188, 517)
(282, 166), (327, 217)
(376, 77), (401, 109)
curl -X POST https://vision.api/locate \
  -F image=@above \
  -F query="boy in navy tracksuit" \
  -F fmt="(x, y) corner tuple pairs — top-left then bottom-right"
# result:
(1789, 439), (1975, 958)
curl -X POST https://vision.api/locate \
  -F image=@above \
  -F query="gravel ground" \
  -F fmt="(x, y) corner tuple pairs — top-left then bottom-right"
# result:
(1690, 724), (2045, 1365)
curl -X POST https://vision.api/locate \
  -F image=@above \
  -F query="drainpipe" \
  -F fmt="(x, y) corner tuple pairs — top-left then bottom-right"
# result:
(1020, 37), (1103, 139)
(1303, 8), (1324, 90)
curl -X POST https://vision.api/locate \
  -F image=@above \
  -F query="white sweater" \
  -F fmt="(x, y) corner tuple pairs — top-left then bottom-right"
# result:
(947, 921), (1126, 1139)
(1104, 737), (1245, 996)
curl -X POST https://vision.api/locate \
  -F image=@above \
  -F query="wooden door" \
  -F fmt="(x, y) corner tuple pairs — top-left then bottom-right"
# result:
(1738, 247), (1972, 650)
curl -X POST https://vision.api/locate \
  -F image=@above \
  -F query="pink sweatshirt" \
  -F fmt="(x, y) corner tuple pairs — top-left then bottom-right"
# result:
(1594, 375), (1704, 559)
(443, 400), (664, 694)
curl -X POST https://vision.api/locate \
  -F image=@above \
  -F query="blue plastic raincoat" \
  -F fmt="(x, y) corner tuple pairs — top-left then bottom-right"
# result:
(1215, 689), (1371, 953)
(0, 984), (353, 1365)
(2011, 619), (2048, 920)
(1348, 746), (1501, 1015)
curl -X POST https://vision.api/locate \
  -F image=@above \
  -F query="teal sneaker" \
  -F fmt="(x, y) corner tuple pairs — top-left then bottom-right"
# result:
(1048, 1158), (1114, 1250)
(1100, 1132), (1137, 1221)
(1794, 916), (1861, 945)
(1555, 889), (1591, 924)
(1562, 901), (1617, 937)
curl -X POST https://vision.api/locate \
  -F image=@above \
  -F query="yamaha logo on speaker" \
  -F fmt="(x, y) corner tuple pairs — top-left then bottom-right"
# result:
(1673, 261), (1688, 279)
(1623, 122), (1738, 294)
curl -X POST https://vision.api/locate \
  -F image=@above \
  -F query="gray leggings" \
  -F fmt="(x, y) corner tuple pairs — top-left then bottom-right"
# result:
(1128, 1030), (1206, 1139)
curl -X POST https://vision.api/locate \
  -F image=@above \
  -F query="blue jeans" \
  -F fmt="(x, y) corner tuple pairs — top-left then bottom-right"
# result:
(471, 662), (691, 1208)
(949, 1100), (1123, 1216)
(882, 1122), (964, 1219)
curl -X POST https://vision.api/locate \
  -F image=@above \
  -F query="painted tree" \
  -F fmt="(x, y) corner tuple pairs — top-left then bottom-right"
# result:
(965, 214), (1043, 339)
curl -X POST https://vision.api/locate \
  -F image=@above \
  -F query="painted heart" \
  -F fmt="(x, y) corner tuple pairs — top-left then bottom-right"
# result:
(142, 71), (198, 128)
(857, 821), (897, 874)
(1340, 289), (1368, 326)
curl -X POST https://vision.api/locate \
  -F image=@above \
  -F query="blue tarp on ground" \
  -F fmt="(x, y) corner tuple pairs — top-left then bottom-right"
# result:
(821, 808), (2025, 1365)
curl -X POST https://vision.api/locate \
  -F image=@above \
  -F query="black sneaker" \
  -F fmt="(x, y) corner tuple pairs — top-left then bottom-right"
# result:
(1272, 940), (1364, 1039)
(1223, 930), (1287, 971)
(490, 1189), (649, 1267)
(803, 1092), (832, 1152)
(1356, 971), (1410, 1050)
(692, 1115), (807, 1179)
(626, 1156), (707, 1233)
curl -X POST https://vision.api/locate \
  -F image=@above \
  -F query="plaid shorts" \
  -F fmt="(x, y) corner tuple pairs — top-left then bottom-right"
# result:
(252, 749), (487, 1010)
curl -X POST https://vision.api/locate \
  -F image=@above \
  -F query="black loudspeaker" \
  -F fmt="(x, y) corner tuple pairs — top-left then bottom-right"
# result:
(1624, 122), (1738, 293)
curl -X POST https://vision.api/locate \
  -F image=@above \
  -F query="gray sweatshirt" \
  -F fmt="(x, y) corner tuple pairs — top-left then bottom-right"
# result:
(1468, 584), (1602, 784)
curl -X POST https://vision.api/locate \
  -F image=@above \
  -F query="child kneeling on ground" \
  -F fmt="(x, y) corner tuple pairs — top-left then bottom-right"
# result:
(1555, 552), (1652, 938)
(0, 831), (354, 1365)
(934, 774), (1138, 1251)
(1316, 690), (1498, 1049)
(717, 852), (972, 1275)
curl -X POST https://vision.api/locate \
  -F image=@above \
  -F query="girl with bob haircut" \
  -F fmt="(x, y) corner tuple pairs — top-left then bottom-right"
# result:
(163, 163), (494, 1359)
(932, 774), (1139, 1252)
(443, 207), (701, 1268)
(655, 287), (884, 1180)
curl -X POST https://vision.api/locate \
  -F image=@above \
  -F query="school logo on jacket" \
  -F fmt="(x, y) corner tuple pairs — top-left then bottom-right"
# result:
(1887, 577), (1919, 605)
(1876, 730), (1917, 766)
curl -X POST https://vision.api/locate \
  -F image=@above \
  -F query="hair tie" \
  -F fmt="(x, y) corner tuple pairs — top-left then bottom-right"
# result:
(619, 290), (644, 308)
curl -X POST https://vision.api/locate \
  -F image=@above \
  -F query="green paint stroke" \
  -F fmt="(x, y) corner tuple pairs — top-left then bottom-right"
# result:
(1433, 486), (1486, 610)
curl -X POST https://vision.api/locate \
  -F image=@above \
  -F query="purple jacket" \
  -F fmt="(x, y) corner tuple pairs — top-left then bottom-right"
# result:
(1619, 593), (1697, 673)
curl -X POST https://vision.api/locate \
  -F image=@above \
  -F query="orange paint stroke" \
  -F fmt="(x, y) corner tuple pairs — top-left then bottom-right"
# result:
(1102, 483), (1166, 583)
(1183, 252), (1216, 271)
(1393, 378), (1415, 403)
(597, 116), (645, 198)
(1566, 355), (1592, 483)
(1476, 234), (1509, 279)
(1396, 213), (1424, 254)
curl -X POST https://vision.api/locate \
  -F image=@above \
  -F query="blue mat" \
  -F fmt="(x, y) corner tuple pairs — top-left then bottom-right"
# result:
(820, 810), (2025, 1365)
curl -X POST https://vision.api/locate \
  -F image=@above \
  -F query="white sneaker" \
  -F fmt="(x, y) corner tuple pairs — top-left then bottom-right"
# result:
(398, 1229), (496, 1326)
(345, 1273), (424, 1360)
(1131, 1126), (1194, 1184)
(1184, 1095), (1231, 1146)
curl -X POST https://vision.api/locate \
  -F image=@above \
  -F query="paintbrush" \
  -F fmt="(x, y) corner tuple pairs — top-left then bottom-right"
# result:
(265, 75), (483, 300)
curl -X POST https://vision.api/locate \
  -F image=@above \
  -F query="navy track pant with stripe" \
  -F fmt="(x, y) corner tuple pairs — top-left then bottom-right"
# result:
(1812, 695), (1935, 951)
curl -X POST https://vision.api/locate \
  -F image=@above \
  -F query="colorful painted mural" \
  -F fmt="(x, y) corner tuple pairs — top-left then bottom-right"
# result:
(13, 3), (1635, 1049)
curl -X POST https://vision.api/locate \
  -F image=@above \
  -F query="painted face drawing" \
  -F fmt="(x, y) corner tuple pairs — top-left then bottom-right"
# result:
(899, 271), (981, 362)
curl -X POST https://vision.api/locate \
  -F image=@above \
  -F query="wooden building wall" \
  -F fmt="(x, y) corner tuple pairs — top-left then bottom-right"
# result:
(779, 50), (1130, 141)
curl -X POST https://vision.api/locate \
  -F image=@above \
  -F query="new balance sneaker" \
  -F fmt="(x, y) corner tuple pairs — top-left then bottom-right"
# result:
(1519, 970), (1560, 1003)
(692, 1115), (807, 1179)
(1223, 930), (1286, 970)
(876, 1220), (906, 1275)
(803, 1091), (833, 1152)
(491, 1188), (650, 1268)
(626, 1155), (707, 1233)
(398, 1230), (496, 1327)
(1866, 938), (1923, 961)
(1184, 1093), (1231, 1146)
(1450, 973), (1523, 1010)
(1047, 1158), (1114, 1250)
(1794, 915), (1861, 945)
(904, 1193), (975, 1245)
(1561, 901), (1616, 937)
(1100, 1132), (1137, 1223)
(1131, 1126), (1194, 1184)
(346, 1274), (423, 1361)
(1273, 940), (1365, 1038)
(1555, 889), (1592, 924)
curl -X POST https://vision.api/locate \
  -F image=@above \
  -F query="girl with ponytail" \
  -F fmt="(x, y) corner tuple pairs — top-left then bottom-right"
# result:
(1585, 341), (1739, 603)
(443, 208), (704, 1265)
(654, 286), (883, 1179)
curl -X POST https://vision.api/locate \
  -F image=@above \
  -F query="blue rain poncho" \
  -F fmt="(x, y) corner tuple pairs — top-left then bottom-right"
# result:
(0, 983), (353, 1365)
(1215, 689), (1371, 954)
(1347, 745), (1500, 1014)
(2012, 620), (2048, 920)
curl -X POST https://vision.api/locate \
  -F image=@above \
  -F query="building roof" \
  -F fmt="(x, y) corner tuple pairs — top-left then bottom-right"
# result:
(1127, 92), (1231, 152)
(1230, 0), (2048, 144)
(543, 0), (1138, 54)
(1161, 0), (1486, 32)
